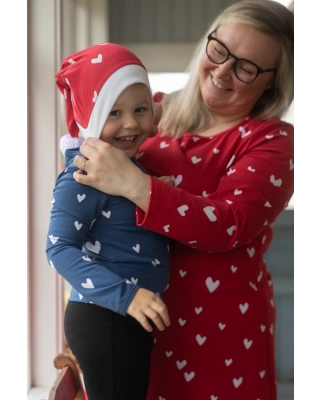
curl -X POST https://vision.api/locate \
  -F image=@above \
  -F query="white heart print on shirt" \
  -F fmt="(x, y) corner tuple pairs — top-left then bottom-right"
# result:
(81, 278), (95, 289)
(85, 240), (101, 254)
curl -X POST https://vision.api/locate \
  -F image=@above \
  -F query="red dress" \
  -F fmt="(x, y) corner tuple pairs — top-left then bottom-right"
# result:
(136, 115), (294, 400)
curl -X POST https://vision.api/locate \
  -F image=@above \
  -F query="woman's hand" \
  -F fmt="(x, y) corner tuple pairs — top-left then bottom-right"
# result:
(127, 288), (171, 332)
(73, 138), (151, 211)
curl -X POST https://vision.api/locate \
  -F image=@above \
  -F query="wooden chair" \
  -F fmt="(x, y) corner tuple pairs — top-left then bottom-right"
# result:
(48, 353), (87, 400)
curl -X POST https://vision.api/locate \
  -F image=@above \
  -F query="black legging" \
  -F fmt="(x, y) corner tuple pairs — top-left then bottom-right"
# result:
(64, 302), (154, 400)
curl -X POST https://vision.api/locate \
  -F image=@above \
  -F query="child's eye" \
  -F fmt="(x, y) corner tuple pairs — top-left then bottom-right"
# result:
(135, 107), (147, 113)
(109, 110), (120, 116)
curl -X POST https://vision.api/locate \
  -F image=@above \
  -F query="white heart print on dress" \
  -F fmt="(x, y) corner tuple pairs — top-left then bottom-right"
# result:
(203, 206), (217, 222)
(205, 277), (220, 293)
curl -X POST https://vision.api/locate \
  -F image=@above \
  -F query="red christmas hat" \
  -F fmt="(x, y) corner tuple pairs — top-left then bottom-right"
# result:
(55, 43), (154, 154)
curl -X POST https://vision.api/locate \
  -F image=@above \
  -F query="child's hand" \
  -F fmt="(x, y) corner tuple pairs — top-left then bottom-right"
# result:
(157, 175), (174, 186)
(127, 288), (171, 332)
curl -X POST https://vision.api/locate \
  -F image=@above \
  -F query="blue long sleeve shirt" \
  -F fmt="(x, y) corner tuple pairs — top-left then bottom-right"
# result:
(46, 148), (170, 316)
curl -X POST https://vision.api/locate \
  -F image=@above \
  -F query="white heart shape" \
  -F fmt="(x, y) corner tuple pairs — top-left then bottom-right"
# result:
(165, 351), (173, 357)
(260, 325), (266, 332)
(74, 221), (82, 230)
(247, 247), (255, 258)
(77, 194), (86, 202)
(163, 225), (170, 232)
(191, 156), (202, 164)
(266, 135), (274, 139)
(49, 260), (56, 270)
(82, 256), (91, 261)
(234, 189), (242, 195)
(227, 225), (236, 236)
(203, 206), (217, 222)
(240, 127), (251, 138)
(160, 141), (169, 148)
(171, 175), (182, 186)
(195, 307), (203, 314)
(249, 282), (258, 291)
(178, 318), (186, 326)
(131, 277), (138, 284)
(81, 278), (95, 289)
(270, 175), (282, 187)
(218, 322), (226, 330)
(91, 54), (102, 63)
(176, 360), (187, 370)
(202, 191), (209, 197)
(213, 148), (220, 154)
(205, 277), (220, 293)
(49, 235), (59, 244)
(178, 205), (189, 216)
(227, 168), (236, 176)
(289, 159), (294, 170)
(248, 166), (255, 172)
(239, 303), (249, 314)
(151, 259), (160, 266)
(211, 396), (218, 400)
(133, 244), (140, 253)
(231, 265), (237, 273)
(85, 240), (101, 254)
(233, 377), (243, 388)
(102, 210), (111, 218)
(260, 370), (265, 378)
(243, 338), (253, 349)
(179, 270), (186, 277)
(196, 334), (206, 345)
(184, 371), (195, 382)
(225, 359), (233, 366)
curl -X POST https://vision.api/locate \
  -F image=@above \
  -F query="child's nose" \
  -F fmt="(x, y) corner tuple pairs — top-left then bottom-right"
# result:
(123, 114), (139, 129)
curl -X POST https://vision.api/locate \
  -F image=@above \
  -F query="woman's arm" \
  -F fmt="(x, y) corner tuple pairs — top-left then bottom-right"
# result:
(73, 139), (152, 212)
(73, 120), (294, 253)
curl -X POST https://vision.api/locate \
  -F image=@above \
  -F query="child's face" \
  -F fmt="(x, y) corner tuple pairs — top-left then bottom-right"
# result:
(100, 83), (154, 159)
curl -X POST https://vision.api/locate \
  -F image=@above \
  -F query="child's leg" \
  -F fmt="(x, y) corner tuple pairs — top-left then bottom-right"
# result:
(64, 301), (153, 400)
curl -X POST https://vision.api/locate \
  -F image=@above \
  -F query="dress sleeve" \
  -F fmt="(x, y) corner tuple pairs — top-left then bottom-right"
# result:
(46, 167), (139, 315)
(136, 120), (294, 252)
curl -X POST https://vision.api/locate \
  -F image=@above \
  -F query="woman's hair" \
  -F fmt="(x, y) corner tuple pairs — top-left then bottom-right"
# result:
(160, 0), (294, 138)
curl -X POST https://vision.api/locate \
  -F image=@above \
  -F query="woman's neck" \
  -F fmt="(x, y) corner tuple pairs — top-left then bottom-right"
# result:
(196, 113), (249, 137)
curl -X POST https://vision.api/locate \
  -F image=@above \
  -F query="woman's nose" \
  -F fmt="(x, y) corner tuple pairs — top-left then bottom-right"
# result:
(214, 58), (234, 79)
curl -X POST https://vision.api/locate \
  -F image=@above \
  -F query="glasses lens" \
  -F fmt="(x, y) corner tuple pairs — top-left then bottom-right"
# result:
(234, 60), (258, 83)
(207, 39), (228, 64)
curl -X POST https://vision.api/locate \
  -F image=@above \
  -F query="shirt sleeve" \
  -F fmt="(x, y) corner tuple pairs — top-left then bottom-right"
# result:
(46, 166), (139, 315)
(136, 120), (294, 252)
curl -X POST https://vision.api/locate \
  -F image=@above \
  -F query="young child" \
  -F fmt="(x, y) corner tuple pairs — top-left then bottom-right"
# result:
(46, 43), (171, 400)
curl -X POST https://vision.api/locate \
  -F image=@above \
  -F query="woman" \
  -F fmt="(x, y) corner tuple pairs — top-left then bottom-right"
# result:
(73, 0), (294, 398)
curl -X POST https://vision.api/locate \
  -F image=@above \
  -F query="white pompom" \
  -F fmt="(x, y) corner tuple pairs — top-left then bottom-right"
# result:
(60, 133), (85, 155)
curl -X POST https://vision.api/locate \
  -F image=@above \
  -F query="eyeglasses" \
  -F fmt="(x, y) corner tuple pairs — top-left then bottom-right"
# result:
(206, 32), (277, 83)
